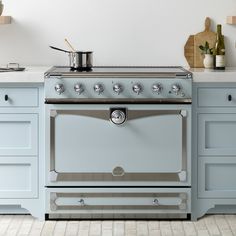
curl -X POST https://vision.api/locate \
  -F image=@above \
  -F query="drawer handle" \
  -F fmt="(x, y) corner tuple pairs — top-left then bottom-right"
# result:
(4, 95), (8, 101)
(228, 95), (232, 101)
(153, 199), (159, 205)
(78, 199), (85, 206)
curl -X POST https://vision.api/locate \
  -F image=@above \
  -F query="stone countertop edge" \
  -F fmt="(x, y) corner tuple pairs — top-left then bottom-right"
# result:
(0, 66), (51, 83)
(188, 67), (236, 82)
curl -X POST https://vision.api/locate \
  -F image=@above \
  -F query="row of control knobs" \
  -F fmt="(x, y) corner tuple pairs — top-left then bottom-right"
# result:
(55, 83), (182, 95)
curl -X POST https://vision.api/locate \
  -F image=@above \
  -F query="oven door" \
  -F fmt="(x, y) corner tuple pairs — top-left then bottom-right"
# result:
(46, 104), (191, 186)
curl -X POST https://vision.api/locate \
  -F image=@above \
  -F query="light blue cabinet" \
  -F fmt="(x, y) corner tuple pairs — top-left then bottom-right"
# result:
(198, 113), (236, 156)
(0, 114), (38, 156)
(0, 157), (38, 198)
(198, 157), (236, 198)
(0, 84), (44, 220)
(192, 83), (236, 220)
(0, 88), (38, 107)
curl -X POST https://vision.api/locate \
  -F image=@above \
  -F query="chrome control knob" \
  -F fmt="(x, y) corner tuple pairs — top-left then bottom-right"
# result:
(113, 83), (123, 95)
(54, 83), (65, 95)
(152, 83), (162, 94)
(74, 83), (84, 95)
(110, 110), (126, 125)
(172, 84), (181, 95)
(132, 83), (142, 95)
(94, 84), (104, 95)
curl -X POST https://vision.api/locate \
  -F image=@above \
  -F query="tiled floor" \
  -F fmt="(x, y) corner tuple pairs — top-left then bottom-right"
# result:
(0, 214), (236, 236)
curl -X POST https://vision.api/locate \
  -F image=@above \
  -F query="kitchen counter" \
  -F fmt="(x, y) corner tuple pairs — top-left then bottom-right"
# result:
(190, 67), (236, 82)
(1, 66), (236, 83)
(0, 67), (50, 83)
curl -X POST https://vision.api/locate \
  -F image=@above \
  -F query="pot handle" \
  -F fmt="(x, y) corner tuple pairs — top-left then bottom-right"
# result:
(49, 45), (70, 53)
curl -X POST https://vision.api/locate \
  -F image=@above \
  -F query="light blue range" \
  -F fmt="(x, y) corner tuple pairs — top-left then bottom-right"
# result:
(44, 66), (192, 219)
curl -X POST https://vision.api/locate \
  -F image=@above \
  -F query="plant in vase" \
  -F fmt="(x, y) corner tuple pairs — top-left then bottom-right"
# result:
(199, 41), (214, 69)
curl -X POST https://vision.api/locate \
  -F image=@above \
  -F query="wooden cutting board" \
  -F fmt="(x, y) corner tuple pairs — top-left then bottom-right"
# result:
(184, 17), (216, 68)
(184, 35), (194, 68)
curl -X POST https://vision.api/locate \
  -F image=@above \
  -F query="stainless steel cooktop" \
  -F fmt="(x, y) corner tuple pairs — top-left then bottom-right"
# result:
(45, 66), (192, 78)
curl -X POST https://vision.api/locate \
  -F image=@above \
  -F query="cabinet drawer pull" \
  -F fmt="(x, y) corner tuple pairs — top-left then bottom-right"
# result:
(228, 95), (232, 101)
(4, 95), (8, 101)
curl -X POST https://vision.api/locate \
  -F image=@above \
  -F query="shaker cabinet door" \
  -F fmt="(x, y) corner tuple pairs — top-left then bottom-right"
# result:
(0, 114), (38, 156)
(0, 157), (38, 198)
(198, 113), (236, 156)
(198, 157), (236, 198)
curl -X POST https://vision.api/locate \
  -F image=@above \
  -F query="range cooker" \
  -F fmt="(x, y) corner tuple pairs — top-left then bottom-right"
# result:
(44, 66), (192, 219)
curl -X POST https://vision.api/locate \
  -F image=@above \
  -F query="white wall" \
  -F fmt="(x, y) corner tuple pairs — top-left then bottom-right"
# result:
(1, 0), (236, 67)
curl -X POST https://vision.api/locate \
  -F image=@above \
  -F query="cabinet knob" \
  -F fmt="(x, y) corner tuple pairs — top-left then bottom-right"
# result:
(4, 95), (8, 101)
(228, 95), (232, 101)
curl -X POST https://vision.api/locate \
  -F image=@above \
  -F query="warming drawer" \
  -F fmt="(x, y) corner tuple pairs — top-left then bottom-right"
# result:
(46, 188), (191, 218)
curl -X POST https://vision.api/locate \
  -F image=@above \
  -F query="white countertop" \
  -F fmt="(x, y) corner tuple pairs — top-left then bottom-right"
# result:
(0, 66), (236, 83)
(0, 67), (50, 83)
(189, 67), (236, 82)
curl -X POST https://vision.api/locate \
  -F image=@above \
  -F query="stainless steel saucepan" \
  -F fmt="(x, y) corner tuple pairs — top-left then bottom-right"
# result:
(49, 46), (93, 71)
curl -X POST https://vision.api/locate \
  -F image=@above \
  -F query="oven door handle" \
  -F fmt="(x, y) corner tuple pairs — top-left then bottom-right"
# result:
(50, 109), (187, 121)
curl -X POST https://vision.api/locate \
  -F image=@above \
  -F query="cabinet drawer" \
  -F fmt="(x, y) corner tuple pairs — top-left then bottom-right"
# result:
(0, 157), (38, 198)
(0, 114), (38, 156)
(46, 188), (190, 215)
(198, 157), (236, 198)
(198, 113), (236, 156)
(198, 87), (236, 107)
(0, 88), (38, 107)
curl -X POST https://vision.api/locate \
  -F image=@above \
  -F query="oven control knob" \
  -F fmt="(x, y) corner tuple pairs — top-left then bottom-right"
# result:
(54, 83), (65, 95)
(74, 83), (84, 95)
(113, 83), (123, 95)
(94, 83), (104, 95)
(152, 84), (162, 94)
(110, 110), (126, 125)
(171, 84), (181, 95)
(132, 83), (142, 95)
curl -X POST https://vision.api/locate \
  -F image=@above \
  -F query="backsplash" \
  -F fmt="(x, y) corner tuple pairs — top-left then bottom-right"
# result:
(0, 0), (236, 66)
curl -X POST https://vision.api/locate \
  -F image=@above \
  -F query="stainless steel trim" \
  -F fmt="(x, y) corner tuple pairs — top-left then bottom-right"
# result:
(50, 192), (58, 211)
(48, 173), (183, 182)
(45, 66), (192, 79)
(48, 213), (188, 219)
(52, 73), (178, 78)
(49, 171), (58, 182)
(50, 109), (109, 121)
(50, 109), (182, 121)
(45, 98), (192, 104)
(50, 192), (188, 211)
(50, 115), (56, 171)
(182, 111), (187, 173)
(49, 108), (188, 183)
